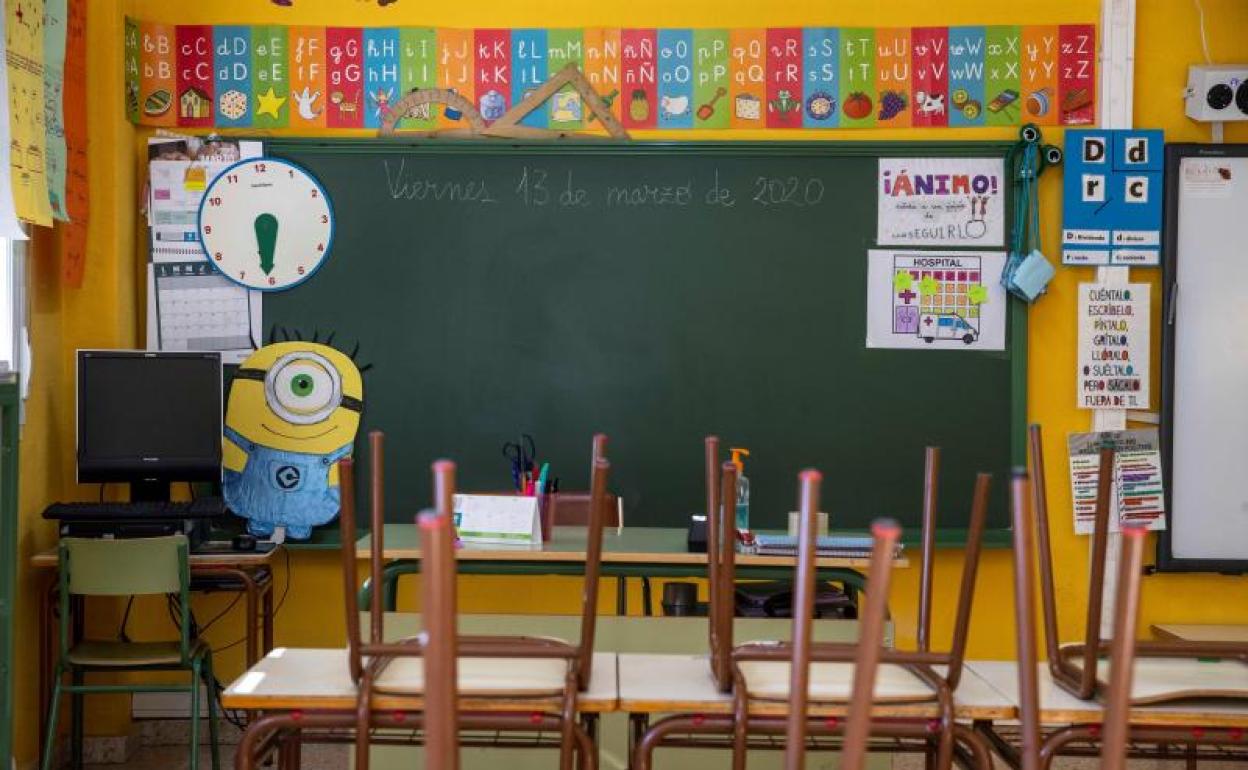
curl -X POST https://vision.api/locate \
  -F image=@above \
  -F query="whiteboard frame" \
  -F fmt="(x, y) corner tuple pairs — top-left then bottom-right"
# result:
(1158, 142), (1248, 573)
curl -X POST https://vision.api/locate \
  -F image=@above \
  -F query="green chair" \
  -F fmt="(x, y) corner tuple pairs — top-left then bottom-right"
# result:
(41, 535), (220, 770)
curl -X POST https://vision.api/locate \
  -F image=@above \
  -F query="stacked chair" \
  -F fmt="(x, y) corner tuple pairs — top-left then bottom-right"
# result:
(633, 439), (995, 769)
(1009, 467), (1147, 770)
(337, 430), (611, 770)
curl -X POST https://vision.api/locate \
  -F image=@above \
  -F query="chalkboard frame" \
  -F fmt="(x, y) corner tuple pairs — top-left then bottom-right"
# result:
(259, 139), (1028, 548)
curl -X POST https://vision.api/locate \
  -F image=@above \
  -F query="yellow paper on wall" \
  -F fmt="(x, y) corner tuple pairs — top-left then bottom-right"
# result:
(6, 0), (52, 226)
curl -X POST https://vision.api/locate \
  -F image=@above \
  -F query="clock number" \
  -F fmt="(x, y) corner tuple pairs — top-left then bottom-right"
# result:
(310, 189), (319, 198)
(269, 276), (276, 286)
(238, 271), (246, 279)
(254, 163), (266, 173)
(297, 266), (306, 275)
(288, 169), (294, 178)
(226, 174), (238, 184)
(202, 225), (212, 234)
(208, 197), (222, 207)
(320, 214), (328, 223)
(213, 252), (222, 262)
(317, 243), (325, 252)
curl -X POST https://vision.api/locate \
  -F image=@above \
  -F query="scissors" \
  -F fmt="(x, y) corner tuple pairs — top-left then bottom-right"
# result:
(502, 433), (536, 491)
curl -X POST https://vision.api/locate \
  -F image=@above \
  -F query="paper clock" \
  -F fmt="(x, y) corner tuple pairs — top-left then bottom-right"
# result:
(198, 158), (335, 291)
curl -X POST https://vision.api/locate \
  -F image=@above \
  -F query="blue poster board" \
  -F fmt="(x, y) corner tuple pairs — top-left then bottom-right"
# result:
(1062, 128), (1164, 266)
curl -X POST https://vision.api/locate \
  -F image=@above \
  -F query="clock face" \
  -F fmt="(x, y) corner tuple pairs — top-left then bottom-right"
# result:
(198, 158), (335, 292)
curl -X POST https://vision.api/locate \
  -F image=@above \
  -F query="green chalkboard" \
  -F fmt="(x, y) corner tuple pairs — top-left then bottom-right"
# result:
(261, 140), (1026, 539)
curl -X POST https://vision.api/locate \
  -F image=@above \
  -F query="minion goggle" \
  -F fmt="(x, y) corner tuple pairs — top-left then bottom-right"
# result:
(234, 351), (362, 425)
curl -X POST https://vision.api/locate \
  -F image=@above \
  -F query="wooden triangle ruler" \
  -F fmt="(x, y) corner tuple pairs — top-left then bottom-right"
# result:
(484, 63), (629, 139)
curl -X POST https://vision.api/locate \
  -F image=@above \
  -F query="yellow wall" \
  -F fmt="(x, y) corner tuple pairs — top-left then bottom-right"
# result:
(11, 0), (1248, 760)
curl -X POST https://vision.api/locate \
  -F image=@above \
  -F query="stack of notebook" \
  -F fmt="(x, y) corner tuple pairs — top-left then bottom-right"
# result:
(750, 533), (906, 559)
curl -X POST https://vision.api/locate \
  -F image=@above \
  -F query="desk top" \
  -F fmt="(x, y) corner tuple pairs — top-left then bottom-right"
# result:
(617, 654), (1014, 720)
(30, 543), (283, 570)
(1152, 624), (1248, 644)
(357, 524), (906, 569)
(967, 660), (1248, 728)
(221, 647), (617, 712)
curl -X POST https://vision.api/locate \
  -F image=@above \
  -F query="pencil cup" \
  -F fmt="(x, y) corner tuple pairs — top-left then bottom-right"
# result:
(787, 510), (829, 537)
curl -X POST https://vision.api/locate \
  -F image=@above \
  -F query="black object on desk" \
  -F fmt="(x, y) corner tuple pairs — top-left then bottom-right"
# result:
(687, 515), (708, 553)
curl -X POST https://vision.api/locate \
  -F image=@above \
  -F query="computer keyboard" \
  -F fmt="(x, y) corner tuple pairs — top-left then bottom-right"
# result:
(43, 497), (227, 520)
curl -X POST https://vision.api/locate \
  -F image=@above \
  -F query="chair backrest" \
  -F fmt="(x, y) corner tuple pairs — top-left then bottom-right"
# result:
(1010, 470), (1042, 770)
(838, 519), (902, 770)
(577, 441), (611, 690)
(911, 446), (991, 689)
(59, 535), (191, 661)
(709, 454), (738, 692)
(422, 461), (461, 770)
(1101, 523), (1147, 770)
(339, 429), (386, 684)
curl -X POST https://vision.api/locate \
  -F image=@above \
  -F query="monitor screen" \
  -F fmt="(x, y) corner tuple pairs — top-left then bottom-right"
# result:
(77, 350), (222, 483)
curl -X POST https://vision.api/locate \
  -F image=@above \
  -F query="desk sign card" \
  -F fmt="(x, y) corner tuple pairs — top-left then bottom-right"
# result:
(877, 158), (1006, 247)
(866, 250), (1007, 351)
(1067, 429), (1165, 534)
(1076, 283), (1149, 410)
(453, 494), (541, 545)
(1062, 129), (1164, 266)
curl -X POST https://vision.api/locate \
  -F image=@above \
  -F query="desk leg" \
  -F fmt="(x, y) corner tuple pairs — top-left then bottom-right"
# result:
(616, 578), (627, 616)
(262, 578), (274, 655)
(279, 729), (301, 770)
(628, 714), (648, 770)
(204, 568), (262, 667)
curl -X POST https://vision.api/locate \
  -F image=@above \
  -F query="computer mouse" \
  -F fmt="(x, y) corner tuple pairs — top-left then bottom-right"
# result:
(232, 533), (257, 552)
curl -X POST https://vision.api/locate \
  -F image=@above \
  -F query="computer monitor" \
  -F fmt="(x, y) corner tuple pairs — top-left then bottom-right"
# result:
(77, 350), (223, 501)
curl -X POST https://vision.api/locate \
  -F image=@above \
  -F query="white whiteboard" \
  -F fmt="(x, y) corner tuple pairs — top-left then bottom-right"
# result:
(1164, 148), (1248, 567)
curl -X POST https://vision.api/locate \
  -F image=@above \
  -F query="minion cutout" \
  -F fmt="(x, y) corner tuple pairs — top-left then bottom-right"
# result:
(223, 335), (366, 540)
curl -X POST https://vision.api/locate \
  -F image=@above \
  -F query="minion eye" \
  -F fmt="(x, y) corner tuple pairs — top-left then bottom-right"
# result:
(264, 352), (343, 424)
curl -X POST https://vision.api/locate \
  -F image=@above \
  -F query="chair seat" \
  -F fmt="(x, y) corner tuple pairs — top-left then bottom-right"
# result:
(1061, 645), (1248, 704)
(738, 660), (935, 703)
(66, 639), (203, 667)
(373, 655), (570, 697)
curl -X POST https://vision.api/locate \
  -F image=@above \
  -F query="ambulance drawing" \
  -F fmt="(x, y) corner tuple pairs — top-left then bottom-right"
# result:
(919, 312), (979, 345)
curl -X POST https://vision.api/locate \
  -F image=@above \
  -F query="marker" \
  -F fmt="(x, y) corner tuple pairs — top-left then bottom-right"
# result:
(536, 463), (550, 495)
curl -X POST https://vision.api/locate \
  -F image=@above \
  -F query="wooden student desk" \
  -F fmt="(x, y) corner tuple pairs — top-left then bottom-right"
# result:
(966, 660), (1248, 768)
(30, 544), (283, 753)
(1151, 624), (1248, 644)
(357, 524), (906, 613)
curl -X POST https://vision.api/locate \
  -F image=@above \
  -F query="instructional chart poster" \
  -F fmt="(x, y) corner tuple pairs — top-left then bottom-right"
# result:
(866, 249), (1006, 351)
(1077, 283), (1149, 410)
(1062, 129), (1164, 266)
(877, 157), (1005, 246)
(1067, 429), (1165, 534)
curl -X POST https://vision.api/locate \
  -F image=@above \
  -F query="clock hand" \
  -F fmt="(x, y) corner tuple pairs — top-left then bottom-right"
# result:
(254, 213), (278, 276)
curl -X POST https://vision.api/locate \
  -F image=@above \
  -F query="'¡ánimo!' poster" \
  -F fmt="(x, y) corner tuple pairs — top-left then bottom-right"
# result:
(877, 157), (1005, 247)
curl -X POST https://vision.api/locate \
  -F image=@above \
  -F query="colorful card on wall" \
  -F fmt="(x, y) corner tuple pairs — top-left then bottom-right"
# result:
(43, 0), (67, 221)
(765, 28), (802, 128)
(621, 29), (656, 130)
(877, 157), (1005, 247)
(1077, 283), (1149, 410)
(1062, 129), (1164, 266)
(252, 25), (289, 128)
(1067, 429), (1165, 534)
(910, 27), (948, 128)
(398, 27), (436, 130)
(289, 26), (325, 129)
(176, 25), (214, 127)
(473, 28), (509, 125)
(693, 29), (729, 129)
(122, 21), (1098, 133)
(866, 250), (1007, 351)
(62, 0), (87, 286)
(583, 28), (622, 126)
(215, 26), (253, 128)
(8, 0), (53, 225)
(875, 28), (911, 128)
(839, 28), (874, 128)
(547, 29), (583, 130)
(802, 27), (837, 128)
(364, 27), (400, 129)
(729, 28), (764, 129)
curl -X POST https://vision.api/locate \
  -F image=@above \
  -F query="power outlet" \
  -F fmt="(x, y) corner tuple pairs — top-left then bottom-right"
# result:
(1185, 64), (1248, 121)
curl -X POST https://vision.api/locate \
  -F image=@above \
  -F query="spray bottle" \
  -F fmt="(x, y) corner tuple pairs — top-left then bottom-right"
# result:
(730, 447), (750, 533)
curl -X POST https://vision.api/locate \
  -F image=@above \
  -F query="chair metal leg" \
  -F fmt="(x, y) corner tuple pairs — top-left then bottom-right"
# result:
(202, 653), (221, 770)
(189, 658), (202, 770)
(641, 577), (653, 616)
(40, 663), (64, 770)
(616, 577), (627, 615)
(70, 668), (84, 770)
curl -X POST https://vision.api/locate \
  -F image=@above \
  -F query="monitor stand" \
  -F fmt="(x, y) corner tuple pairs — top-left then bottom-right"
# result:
(130, 479), (172, 503)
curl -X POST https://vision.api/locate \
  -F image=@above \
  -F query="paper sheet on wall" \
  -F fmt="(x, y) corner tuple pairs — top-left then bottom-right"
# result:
(1067, 429), (1165, 534)
(144, 141), (262, 364)
(877, 157), (1005, 247)
(6, 0), (52, 225)
(42, 0), (67, 221)
(865, 249), (1007, 351)
(0, 13), (25, 239)
(1076, 282), (1149, 410)
(60, 0), (86, 285)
